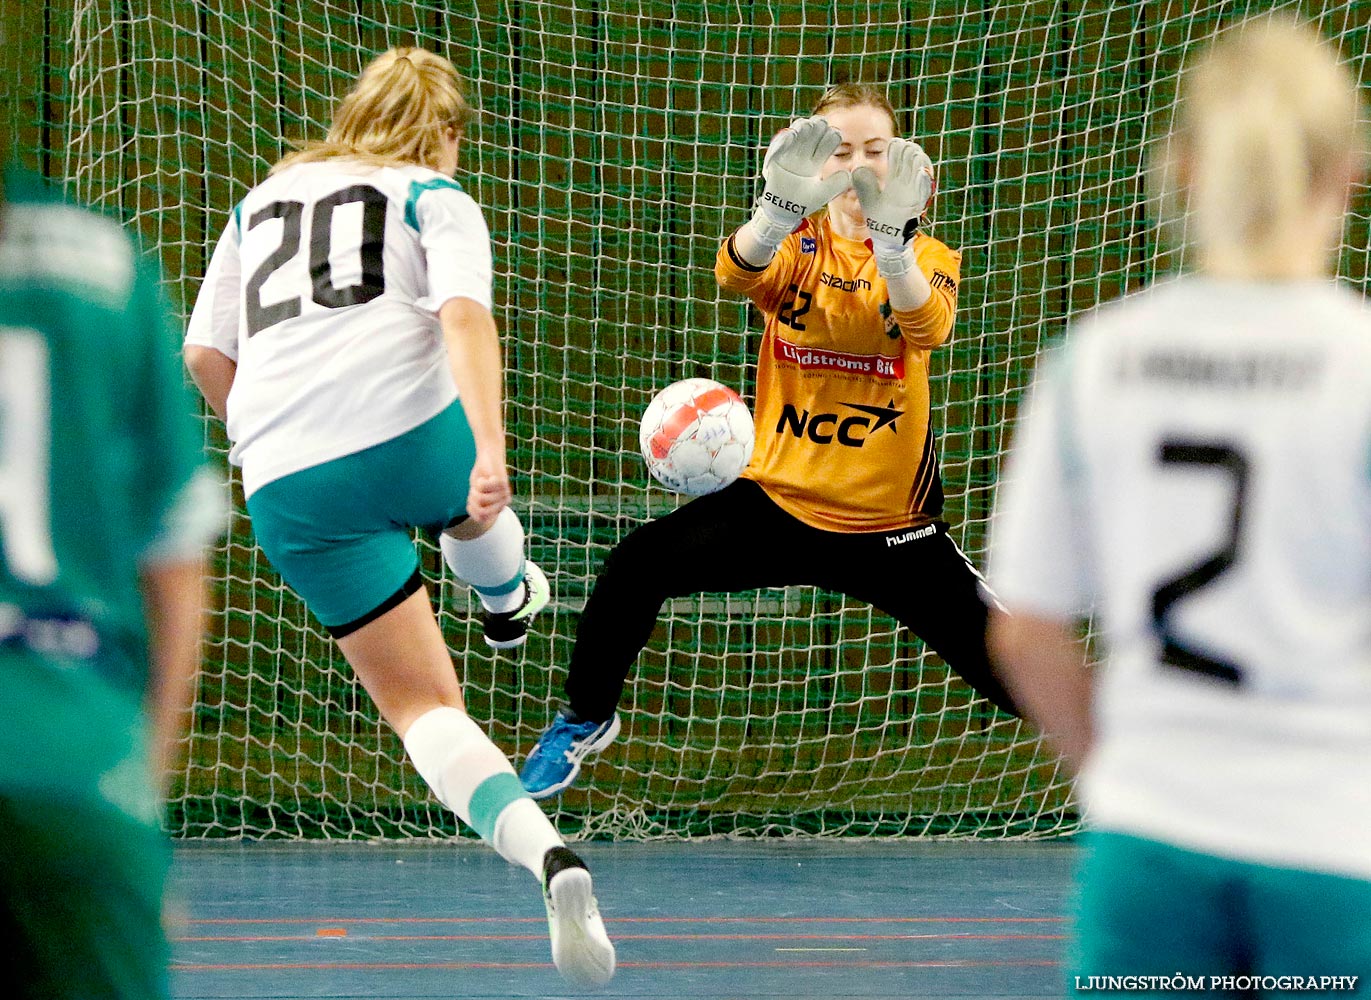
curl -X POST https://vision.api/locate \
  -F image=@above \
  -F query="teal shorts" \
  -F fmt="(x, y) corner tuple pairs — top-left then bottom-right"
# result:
(1073, 831), (1371, 996)
(246, 399), (476, 632)
(1, 792), (170, 1000)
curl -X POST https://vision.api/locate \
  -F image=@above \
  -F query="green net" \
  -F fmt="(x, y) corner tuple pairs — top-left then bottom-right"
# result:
(4, 0), (1367, 840)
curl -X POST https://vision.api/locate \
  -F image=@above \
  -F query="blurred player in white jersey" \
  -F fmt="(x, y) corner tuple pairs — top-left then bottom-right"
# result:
(989, 15), (1371, 992)
(183, 48), (613, 987)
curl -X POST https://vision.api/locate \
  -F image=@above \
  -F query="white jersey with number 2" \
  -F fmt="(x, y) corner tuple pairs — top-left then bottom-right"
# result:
(991, 275), (1371, 880)
(186, 161), (492, 497)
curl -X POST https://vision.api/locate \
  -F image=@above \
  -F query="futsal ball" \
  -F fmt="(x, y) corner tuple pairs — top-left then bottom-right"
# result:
(639, 378), (755, 495)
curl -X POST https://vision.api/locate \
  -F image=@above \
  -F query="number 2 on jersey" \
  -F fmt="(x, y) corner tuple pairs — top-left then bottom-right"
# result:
(245, 184), (388, 336)
(1151, 439), (1248, 686)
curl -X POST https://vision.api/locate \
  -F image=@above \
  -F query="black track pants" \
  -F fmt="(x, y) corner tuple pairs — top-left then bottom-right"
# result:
(564, 478), (1019, 722)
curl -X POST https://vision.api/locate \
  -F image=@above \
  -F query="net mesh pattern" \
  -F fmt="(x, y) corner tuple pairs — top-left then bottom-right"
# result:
(4, 0), (1368, 839)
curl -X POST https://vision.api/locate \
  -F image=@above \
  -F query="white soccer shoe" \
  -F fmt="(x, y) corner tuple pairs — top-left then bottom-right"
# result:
(542, 846), (616, 988)
(482, 561), (551, 649)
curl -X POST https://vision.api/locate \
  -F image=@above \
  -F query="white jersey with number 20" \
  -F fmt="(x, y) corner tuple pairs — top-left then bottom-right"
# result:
(991, 275), (1371, 880)
(186, 161), (492, 497)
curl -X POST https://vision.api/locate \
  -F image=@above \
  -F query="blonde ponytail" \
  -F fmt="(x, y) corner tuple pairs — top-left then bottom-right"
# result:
(1160, 16), (1363, 278)
(273, 47), (473, 175)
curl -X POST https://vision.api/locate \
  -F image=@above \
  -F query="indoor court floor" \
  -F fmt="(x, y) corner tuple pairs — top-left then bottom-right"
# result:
(169, 839), (1076, 999)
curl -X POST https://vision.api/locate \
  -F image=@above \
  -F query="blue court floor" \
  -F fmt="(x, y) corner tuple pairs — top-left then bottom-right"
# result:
(170, 840), (1076, 1000)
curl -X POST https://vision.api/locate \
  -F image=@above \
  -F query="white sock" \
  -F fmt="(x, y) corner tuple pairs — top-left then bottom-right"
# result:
(441, 508), (527, 614)
(492, 799), (568, 875)
(402, 706), (563, 876)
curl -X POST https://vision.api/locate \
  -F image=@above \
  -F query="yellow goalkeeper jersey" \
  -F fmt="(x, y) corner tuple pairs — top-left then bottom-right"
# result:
(715, 216), (961, 532)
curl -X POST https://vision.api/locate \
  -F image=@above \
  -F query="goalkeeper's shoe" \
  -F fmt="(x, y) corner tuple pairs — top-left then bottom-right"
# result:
(542, 846), (616, 988)
(482, 561), (550, 650)
(519, 708), (621, 799)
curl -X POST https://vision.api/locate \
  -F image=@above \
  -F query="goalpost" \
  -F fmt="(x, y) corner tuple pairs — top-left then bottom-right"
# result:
(8, 0), (1367, 840)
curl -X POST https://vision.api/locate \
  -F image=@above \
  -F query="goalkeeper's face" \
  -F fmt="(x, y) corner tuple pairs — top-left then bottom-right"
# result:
(820, 103), (896, 220)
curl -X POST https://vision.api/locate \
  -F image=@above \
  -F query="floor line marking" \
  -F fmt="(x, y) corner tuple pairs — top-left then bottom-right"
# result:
(175, 932), (1066, 944)
(173, 959), (1062, 972)
(185, 915), (1065, 926)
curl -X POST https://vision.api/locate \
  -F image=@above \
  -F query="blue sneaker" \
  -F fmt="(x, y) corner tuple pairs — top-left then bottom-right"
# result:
(520, 708), (622, 799)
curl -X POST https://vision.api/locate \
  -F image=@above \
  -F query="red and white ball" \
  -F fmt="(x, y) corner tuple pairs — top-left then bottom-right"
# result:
(639, 378), (755, 495)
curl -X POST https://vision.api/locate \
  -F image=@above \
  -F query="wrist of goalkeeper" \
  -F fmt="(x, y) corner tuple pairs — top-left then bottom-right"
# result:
(746, 206), (803, 252)
(870, 241), (917, 278)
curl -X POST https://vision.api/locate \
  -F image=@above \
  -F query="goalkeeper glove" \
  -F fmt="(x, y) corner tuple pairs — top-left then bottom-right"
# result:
(850, 138), (934, 277)
(747, 116), (852, 251)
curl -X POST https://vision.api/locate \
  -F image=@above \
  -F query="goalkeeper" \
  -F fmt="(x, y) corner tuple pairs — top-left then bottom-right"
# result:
(521, 83), (1018, 798)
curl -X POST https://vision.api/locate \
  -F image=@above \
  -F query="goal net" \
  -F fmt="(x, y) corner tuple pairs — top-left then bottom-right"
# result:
(7, 0), (1366, 840)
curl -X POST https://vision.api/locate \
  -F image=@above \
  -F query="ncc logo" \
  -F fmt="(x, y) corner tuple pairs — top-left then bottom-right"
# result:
(776, 399), (902, 447)
(800, 236), (816, 254)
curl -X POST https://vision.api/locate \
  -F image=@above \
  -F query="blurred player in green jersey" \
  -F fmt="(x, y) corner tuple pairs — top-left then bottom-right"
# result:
(0, 137), (223, 998)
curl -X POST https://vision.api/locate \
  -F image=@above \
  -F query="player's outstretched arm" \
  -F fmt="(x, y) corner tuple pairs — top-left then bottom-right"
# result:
(734, 116), (851, 267)
(439, 296), (511, 525)
(987, 609), (1093, 773)
(851, 138), (936, 311)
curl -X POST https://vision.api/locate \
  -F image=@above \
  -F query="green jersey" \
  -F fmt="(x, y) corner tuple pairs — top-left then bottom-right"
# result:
(0, 167), (209, 810)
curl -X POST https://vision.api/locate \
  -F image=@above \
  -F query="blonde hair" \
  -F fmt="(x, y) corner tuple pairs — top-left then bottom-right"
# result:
(273, 47), (473, 175)
(1159, 16), (1363, 277)
(809, 83), (934, 225)
(812, 82), (899, 133)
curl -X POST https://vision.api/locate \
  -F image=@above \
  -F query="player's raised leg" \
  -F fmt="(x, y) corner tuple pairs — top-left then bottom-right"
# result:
(336, 584), (614, 987)
(825, 523), (1020, 716)
(520, 479), (812, 798)
(441, 509), (550, 649)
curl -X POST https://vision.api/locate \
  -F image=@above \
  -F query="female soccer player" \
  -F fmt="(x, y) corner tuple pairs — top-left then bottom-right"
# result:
(1, 146), (220, 1000)
(988, 16), (1371, 988)
(183, 48), (614, 987)
(521, 83), (1019, 798)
